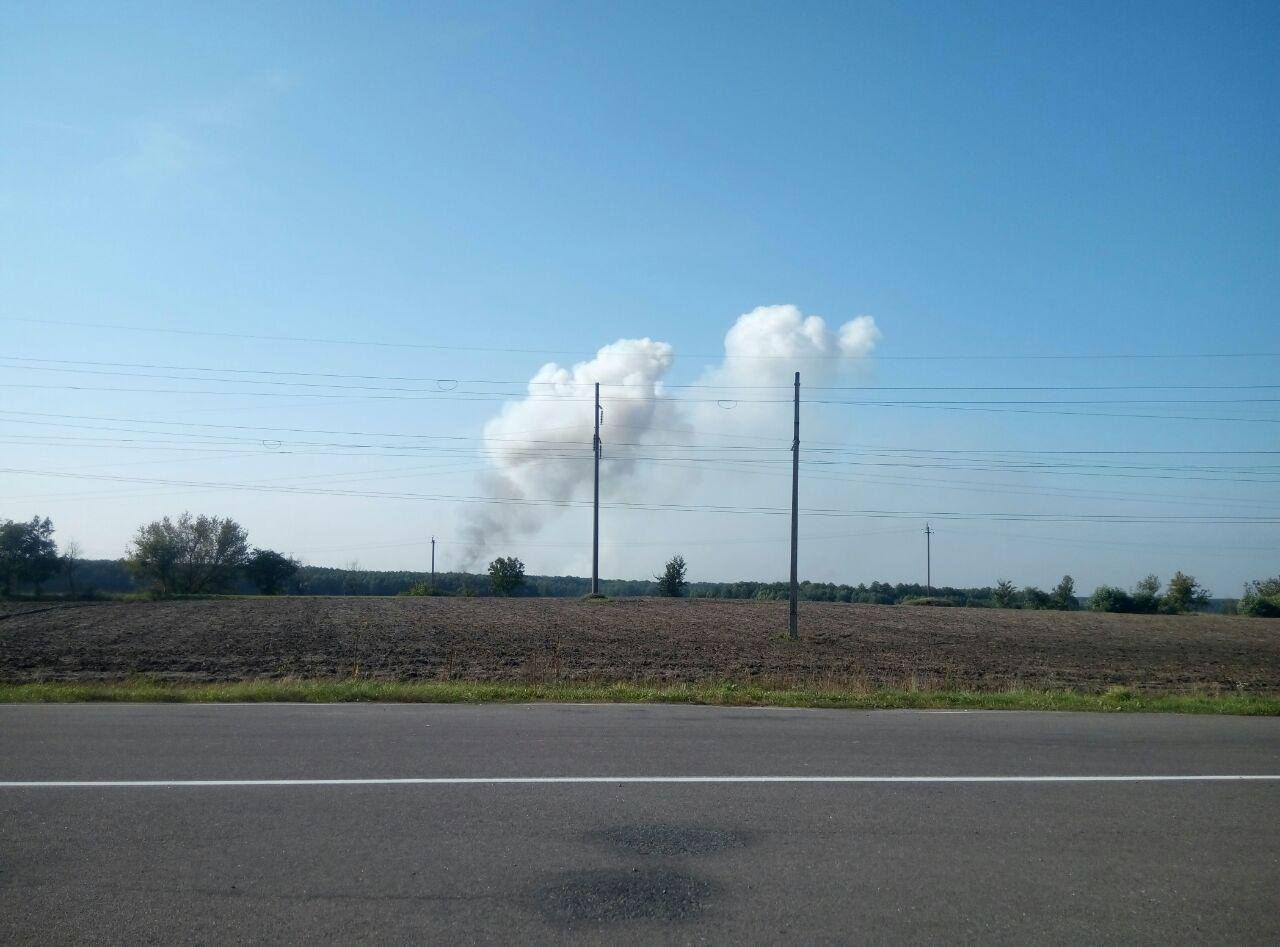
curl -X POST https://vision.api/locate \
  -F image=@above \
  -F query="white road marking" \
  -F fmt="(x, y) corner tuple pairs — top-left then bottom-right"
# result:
(1, 775), (1277, 788)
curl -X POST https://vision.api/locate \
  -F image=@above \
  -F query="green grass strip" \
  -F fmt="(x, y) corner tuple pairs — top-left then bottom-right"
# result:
(0, 679), (1276, 715)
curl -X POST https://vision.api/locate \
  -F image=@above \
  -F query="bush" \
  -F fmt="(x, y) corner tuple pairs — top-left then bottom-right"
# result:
(1239, 576), (1280, 617)
(1240, 595), (1280, 618)
(898, 596), (960, 607)
(1021, 586), (1052, 610)
(400, 581), (440, 597)
(244, 548), (299, 595)
(1090, 586), (1135, 613)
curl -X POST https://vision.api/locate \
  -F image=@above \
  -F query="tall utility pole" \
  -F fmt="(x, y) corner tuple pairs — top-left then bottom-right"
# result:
(592, 382), (601, 596)
(789, 371), (800, 640)
(430, 536), (436, 585)
(924, 522), (933, 594)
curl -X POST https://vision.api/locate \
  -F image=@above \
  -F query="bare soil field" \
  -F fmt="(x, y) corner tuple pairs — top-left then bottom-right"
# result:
(2, 597), (1277, 693)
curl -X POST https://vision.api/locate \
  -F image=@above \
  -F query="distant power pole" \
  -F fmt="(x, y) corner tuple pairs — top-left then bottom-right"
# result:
(924, 522), (933, 594)
(592, 382), (601, 595)
(789, 371), (800, 640)
(430, 536), (436, 584)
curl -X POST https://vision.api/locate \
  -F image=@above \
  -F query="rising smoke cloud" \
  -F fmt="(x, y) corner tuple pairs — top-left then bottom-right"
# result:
(457, 305), (880, 568)
(457, 338), (680, 568)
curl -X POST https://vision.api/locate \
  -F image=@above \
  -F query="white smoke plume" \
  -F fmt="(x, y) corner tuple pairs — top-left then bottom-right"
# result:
(457, 338), (680, 568)
(686, 305), (880, 441)
(698, 304), (880, 389)
(458, 305), (880, 568)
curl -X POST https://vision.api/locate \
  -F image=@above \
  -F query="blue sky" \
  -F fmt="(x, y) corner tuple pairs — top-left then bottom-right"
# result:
(2, 1), (1278, 594)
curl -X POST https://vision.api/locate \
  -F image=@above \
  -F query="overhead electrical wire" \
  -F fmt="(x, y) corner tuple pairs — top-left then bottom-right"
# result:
(5, 425), (1280, 481)
(292, 525), (927, 555)
(3, 466), (1278, 525)
(15, 318), (1280, 361)
(6, 365), (1280, 404)
(5, 409), (1280, 455)
(4, 355), (1280, 393)
(5, 380), (1280, 429)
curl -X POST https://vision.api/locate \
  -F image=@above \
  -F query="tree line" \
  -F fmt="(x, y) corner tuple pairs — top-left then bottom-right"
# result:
(2, 512), (1275, 616)
(1, 513), (300, 597)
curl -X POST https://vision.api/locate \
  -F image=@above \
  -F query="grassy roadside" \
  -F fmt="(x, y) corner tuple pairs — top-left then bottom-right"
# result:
(1, 679), (1277, 715)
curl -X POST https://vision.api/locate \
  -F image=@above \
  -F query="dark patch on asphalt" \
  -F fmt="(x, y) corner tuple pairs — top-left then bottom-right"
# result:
(533, 868), (715, 926)
(593, 823), (751, 858)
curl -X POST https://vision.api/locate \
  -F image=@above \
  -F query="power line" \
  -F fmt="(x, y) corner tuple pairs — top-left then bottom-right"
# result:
(8, 365), (1280, 404)
(6, 355), (1280, 392)
(16, 318), (1280, 361)
(5, 416), (1280, 481)
(5, 409), (1280, 455)
(291, 525), (926, 555)
(3, 466), (1278, 524)
(6, 381), (1280, 429)
(6, 437), (1278, 514)
(8, 430), (1280, 484)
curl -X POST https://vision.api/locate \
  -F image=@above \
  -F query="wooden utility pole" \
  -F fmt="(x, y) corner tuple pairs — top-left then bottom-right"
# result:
(430, 536), (436, 585)
(789, 371), (800, 640)
(924, 522), (933, 594)
(592, 382), (601, 595)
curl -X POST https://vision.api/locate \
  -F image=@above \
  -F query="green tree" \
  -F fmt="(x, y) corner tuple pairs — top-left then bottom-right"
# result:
(1133, 574), (1161, 613)
(1089, 585), (1134, 613)
(0, 516), (59, 596)
(1052, 575), (1077, 610)
(992, 579), (1018, 609)
(244, 548), (299, 595)
(1021, 585), (1052, 609)
(125, 512), (249, 595)
(488, 556), (526, 595)
(656, 555), (688, 597)
(1239, 576), (1280, 617)
(1163, 571), (1210, 614)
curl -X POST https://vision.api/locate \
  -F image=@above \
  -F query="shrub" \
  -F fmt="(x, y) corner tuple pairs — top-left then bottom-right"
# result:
(1089, 586), (1134, 613)
(1021, 586), (1052, 610)
(1238, 576), (1280, 617)
(244, 549), (299, 595)
(400, 581), (440, 597)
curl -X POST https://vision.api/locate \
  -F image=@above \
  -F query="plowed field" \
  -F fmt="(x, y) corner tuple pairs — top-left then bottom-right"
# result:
(5, 596), (1274, 691)
(4, 597), (1278, 692)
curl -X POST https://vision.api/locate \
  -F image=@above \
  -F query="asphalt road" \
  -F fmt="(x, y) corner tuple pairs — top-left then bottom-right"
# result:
(2, 704), (1278, 945)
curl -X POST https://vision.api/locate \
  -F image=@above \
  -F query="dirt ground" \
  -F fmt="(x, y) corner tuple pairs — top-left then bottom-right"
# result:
(3, 597), (1278, 692)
